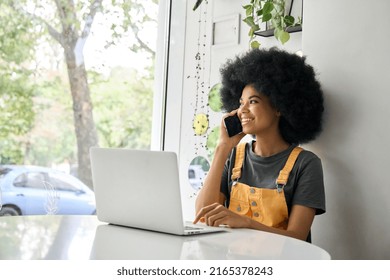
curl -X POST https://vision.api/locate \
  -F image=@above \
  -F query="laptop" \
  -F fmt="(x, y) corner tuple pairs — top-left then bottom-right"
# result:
(90, 147), (227, 236)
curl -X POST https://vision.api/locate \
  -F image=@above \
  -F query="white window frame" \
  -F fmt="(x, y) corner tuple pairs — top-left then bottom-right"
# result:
(152, 0), (187, 155)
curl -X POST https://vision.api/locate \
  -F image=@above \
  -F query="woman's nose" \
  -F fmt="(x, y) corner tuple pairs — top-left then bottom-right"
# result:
(238, 102), (249, 113)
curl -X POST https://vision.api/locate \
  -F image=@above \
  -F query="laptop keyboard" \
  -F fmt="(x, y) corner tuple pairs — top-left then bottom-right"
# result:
(185, 225), (204, 231)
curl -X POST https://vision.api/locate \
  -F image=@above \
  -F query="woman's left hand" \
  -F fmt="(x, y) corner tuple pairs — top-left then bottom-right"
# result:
(193, 202), (251, 228)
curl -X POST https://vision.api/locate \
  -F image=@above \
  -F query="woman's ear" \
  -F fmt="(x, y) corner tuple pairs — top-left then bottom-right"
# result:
(276, 110), (281, 117)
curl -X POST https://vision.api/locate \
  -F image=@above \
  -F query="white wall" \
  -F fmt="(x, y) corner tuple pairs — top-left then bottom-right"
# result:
(303, 0), (390, 259)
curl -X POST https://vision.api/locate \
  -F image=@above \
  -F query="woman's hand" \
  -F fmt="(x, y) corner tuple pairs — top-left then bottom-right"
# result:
(219, 110), (245, 150)
(193, 202), (251, 228)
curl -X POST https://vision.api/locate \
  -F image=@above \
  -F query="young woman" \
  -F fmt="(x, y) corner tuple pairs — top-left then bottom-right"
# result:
(194, 48), (325, 241)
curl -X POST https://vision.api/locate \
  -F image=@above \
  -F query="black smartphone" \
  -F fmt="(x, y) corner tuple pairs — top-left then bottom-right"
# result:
(224, 114), (243, 137)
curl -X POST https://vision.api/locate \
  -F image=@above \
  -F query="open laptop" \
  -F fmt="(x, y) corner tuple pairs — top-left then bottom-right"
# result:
(90, 147), (227, 236)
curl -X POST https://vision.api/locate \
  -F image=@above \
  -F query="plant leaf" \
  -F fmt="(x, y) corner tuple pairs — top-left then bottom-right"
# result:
(274, 28), (281, 40)
(262, 2), (274, 14)
(248, 28), (254, 37)
(250, 40), (261, 49)
(284, 15), (295, 27)
(248, 25), (259, 37)
(243, 16), (256, 27)
(245, 5), (253, 16)
(262, 13), (272, 22)
(279, 30), (290, 44)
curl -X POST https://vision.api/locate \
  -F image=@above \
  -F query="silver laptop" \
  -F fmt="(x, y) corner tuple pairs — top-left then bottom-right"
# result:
(90, 147), (226, 236)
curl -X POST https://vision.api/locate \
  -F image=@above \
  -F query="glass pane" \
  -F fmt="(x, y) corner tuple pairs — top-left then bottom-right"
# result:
(24, 173), (46, 190)
(188, 156), (210, 191)
(0, 0), (160, 216)
(48, 173), (80, 192)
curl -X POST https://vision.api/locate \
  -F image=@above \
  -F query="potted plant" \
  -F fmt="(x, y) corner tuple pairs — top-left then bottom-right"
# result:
(193, 0), (302, 48)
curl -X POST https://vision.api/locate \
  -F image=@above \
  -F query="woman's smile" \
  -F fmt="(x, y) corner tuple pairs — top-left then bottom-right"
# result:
(241, 117), (254, 125)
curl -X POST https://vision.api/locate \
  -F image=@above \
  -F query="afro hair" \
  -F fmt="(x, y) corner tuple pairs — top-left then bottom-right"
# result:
(219, 47), (324, 144)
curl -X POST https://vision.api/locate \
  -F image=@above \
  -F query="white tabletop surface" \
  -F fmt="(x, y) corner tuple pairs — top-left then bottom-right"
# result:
(0, 215), (330, 260)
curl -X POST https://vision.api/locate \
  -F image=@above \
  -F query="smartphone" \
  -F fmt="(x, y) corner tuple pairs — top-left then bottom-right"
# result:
(224, 114), (243, 137)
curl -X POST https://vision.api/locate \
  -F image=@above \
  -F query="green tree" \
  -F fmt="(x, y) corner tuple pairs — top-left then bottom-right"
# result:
(3, 0), (158, 187)
(0, 2), (37, 164)
(24, 77), (77, 167)
(91, 67), (153, 149)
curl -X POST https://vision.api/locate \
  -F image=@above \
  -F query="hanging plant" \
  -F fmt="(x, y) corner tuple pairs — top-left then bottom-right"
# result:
(243, 0), (301, 48)
(193, 0), (302, 48)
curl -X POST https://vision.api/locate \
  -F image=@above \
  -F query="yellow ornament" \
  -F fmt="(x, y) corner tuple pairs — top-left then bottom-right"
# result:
(193, 113), (209, 135)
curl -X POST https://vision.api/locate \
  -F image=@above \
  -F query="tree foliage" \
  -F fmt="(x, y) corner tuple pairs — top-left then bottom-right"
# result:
(0, 2), (38, 164)
(1, 0), (159, 187)
(91, 67), (153, 150)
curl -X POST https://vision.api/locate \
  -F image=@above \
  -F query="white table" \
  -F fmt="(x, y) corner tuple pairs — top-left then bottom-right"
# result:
(0, 215), (330, 260)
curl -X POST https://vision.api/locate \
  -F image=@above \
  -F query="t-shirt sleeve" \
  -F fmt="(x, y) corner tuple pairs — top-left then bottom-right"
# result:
(293, 154), (326, 215)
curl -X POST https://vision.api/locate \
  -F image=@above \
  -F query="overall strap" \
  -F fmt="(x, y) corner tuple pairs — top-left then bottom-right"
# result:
(276, 146), (303, 186)
(231, 142), (247, 181)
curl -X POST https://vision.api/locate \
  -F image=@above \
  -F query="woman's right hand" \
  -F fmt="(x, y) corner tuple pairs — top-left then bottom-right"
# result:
(219, 109), (246, 150)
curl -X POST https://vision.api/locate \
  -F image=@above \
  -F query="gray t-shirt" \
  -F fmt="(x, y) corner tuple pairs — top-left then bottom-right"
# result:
(221, 140), (326, 215)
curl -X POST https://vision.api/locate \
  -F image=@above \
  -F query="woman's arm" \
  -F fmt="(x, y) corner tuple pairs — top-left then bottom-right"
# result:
(195, 110), (244, 214)
(249, 204), (316, 241)
(194, 203), (315, 241)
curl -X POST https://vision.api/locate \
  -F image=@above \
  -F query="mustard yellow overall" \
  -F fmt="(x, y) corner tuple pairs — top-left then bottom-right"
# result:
(228, 143), (303, 229)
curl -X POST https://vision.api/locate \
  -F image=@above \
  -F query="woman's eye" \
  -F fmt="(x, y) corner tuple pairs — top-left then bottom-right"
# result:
(250, 100), (258, 104)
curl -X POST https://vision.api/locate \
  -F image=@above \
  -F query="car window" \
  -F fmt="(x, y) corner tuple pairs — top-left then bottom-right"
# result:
(0, 167), (11, 183)
(14, 172), (46, 189)
(48, 173), (82, 192)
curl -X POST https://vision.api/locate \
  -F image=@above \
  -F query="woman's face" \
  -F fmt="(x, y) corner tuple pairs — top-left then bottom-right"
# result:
(237, 84), (280, 137)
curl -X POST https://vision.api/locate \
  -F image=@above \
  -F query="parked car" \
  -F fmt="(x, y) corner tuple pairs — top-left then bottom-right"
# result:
(0, 165), (96, 216)
(188, 165), (206, 190)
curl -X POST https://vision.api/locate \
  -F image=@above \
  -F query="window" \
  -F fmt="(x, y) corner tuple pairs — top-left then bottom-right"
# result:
(14, 172), (46, 190)
(47, 173), (82, 192)
(0, 0), (161, 216)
